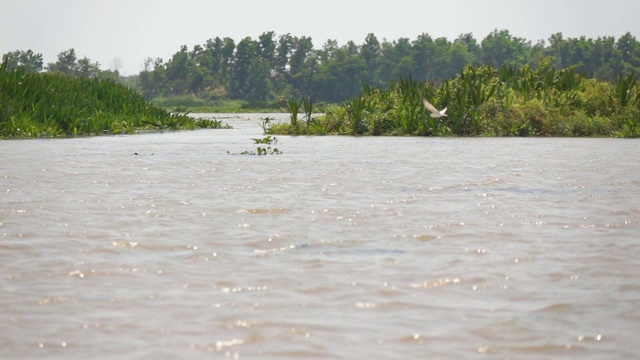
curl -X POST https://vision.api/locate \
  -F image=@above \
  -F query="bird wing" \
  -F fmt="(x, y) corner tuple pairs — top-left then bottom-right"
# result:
(422, 98), (440, 114)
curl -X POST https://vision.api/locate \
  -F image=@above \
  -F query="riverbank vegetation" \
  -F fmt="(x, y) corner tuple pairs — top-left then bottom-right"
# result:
(0, 62), (227, 138)
(266, 63), (639, 137)
(135, 30), (639, 107)
(6, 30), (638, 107)
(3, 30), (638, 137)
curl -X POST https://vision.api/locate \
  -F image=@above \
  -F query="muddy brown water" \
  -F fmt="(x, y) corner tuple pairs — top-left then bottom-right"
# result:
(1, 113), (639, 359)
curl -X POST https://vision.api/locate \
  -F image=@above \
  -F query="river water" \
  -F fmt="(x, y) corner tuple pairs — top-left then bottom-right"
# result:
(1, 113), (639, 359)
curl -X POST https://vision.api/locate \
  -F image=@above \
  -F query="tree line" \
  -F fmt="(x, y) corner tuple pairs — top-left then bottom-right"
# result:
(138, 29), (640, 103)
(2, 48), (121, 81)
(3, 29), (640, 104)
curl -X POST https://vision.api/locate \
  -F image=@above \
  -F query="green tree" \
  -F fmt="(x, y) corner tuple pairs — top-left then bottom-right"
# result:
(76, 57), (101, 78)
(275, 33), (293, 74)
(246, 57), (274, 100)
(547, 32), (568, 69)
(165, 44), (205, 94)
(130, 30), (640, 104)
(272, 33), (294, 96)
(202, 38), (222, 77)
(165, 45), (190, 93)
(314, 45), (366, 102)
(529, 39), (548, 68)
(289, 36), (315, 93)
(392, 38), (414, 80)
(45, 49), (103, 78)
(617, 32), (640, 74)
(565, 36), (592, 73)
(432, 37), (452, 80)
(229, 37), (258, 99)
(220, 37), (236, 86)
(138, 57), (166, 99)
(2, 50), (44, 72)
(412, 33), (437, 82)
(258, 31), (277, 67)
(481, 29), (531, 68)
(361, 33), (382, 86)
(197, 37), (236, 93)
(376, 40), (394, 85)
(455, 33), (480, 62)
(47, 48), (78, 75)
(447, 41), (474, 75)
(591, 36), (617, 79)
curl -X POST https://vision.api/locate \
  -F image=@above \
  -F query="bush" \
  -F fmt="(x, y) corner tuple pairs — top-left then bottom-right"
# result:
(267, 64), (639, 138)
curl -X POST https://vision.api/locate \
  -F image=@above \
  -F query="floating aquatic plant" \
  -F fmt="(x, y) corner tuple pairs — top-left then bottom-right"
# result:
(0, 60), (229, 138)
(228, 136), (282, 155)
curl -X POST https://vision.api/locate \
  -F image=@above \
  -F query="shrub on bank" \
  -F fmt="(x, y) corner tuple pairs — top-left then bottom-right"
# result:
(267, 64), (639, 138)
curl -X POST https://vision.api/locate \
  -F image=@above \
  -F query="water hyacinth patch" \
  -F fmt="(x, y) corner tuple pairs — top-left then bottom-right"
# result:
(0, 60), (230, 138)
(227, 136), (282, 155)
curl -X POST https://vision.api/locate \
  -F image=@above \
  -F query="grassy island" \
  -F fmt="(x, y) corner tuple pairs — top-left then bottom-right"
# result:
(0, 62), (227, 138)
(266, 64), (639, 137)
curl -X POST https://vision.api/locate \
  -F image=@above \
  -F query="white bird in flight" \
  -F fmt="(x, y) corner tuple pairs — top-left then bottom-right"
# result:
(422, 98), (447, 118)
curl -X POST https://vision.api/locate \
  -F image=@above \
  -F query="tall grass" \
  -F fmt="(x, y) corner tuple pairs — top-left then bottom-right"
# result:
(268, 63), (639, 137)
(0, 62), (226, 138)
(287, 98), (302, 127)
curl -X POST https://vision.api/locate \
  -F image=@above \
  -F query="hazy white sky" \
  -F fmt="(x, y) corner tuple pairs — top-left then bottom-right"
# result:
(1, 0), (638, 75)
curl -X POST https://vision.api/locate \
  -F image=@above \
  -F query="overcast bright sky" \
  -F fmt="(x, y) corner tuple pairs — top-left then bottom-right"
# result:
(1, 0), (638, 75)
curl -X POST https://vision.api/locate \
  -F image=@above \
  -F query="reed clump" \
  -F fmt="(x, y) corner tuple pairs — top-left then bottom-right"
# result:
(267, 64), (639, 137)
(1, 62), (227, 138)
